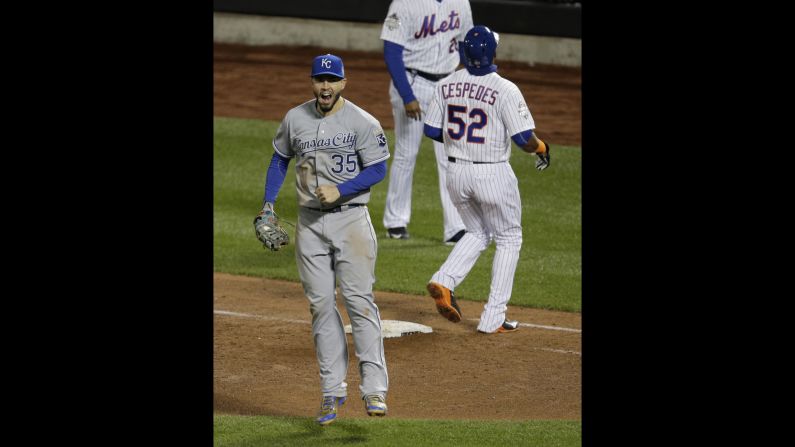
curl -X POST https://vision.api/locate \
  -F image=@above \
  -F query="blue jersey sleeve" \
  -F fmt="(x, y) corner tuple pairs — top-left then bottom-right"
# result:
(337, 161), (387, 197)
(424, 124), (444, 143)
(264, 152), (291, 205)
(384, 41), (416, 104)
(511, 129), (535, 147)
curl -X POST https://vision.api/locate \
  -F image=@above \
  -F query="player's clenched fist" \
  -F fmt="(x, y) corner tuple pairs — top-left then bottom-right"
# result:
(316, 185), (341, 206)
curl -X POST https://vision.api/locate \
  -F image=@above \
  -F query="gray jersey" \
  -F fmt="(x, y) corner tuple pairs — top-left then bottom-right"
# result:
(273, 99), (391, 208)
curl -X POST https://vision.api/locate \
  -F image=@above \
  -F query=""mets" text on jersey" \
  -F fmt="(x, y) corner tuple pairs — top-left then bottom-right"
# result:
(414, 11), (460, 39)
(441, 81), (499, 105)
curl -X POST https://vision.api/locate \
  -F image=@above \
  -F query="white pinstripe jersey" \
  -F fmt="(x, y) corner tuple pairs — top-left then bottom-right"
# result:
(380, 0), (474, 75)
(425, 69), (536, 162)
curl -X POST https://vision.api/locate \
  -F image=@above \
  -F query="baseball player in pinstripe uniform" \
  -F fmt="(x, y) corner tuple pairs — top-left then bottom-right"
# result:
(380, 0), (474, 244)
(422, 26), (551, 334)
(256, 54), (390, 424)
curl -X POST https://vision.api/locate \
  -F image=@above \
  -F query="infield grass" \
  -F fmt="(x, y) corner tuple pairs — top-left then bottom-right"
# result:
(214, 116), (581, 311)
(214, 414), (581, 447)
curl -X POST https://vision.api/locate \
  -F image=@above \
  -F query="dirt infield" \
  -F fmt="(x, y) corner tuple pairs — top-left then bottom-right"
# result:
(214, 273), (581, 420)
(213, 43), (581, 420)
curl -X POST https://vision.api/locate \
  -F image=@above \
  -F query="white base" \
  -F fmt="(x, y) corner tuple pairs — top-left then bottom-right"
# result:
(344, 319), (433, 339)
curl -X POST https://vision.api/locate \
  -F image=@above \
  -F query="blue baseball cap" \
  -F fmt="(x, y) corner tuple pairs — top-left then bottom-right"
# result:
(310, 54), (345, 79)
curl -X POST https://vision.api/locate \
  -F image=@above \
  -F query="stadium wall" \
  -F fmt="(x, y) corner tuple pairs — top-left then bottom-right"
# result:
(213, 0), (581, 38)
(213, 12), (581, 67)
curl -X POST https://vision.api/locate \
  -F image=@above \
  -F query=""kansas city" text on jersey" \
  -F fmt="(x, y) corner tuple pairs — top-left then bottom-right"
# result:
(294, 132), (357, 152)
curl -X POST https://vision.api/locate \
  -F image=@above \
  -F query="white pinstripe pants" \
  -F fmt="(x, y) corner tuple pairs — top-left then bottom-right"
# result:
(429, 161), (523, 333)
(383, 76), (465, 241)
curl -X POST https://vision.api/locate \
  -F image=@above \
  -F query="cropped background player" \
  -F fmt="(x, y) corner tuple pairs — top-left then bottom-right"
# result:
(256, 54), (390, 424)
(380, 0), (473, 244)
(422, 26), (551, 334)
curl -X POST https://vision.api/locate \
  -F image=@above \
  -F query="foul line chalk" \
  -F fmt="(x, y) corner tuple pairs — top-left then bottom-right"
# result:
(214, 309), (309, 325)
(467, 318), (581, 333)
(539, 348), (581, 356)
(214, 311), (581, 333)
(215, 310), (581, 354)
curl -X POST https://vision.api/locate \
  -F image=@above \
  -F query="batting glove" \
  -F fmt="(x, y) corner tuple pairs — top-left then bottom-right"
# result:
(535, 140), (551, 171)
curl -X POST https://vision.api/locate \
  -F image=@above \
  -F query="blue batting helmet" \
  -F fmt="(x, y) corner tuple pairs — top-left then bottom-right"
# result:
(463, 26), (499, 68)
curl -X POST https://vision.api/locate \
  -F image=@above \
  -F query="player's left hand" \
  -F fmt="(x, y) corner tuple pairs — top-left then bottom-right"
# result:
(535, 140), (551, 171)
(316, 185), (341, 205)
(254, 203), (290, 251)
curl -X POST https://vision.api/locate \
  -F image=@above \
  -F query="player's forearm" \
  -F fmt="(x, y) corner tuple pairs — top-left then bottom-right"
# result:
(511, 130), (546, 154)
(264, 152), (291, 204)
(424, 124), (444, 143)
(337, 161), (387, 197)
(383, 41), (416, 104)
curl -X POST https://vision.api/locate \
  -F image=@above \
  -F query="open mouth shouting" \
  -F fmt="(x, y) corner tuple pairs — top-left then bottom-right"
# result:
(318, 90), (336, 109)
(312, 74), (346, 114)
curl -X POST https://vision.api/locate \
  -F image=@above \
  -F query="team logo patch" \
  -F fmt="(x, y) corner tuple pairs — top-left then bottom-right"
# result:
(518, 104), (530, 120)
(385, 13), (400, 31)
(375, 131), (387, 147)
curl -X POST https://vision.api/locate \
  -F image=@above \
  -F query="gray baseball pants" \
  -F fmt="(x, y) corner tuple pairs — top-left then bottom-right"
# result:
(295, 205), (388, 399)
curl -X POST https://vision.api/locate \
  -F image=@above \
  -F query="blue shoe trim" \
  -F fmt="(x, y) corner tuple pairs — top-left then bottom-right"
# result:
(317, 413), (337, 424)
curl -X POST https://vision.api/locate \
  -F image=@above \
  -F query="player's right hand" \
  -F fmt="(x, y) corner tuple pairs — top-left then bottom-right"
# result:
(404, 100), (422, 121)
(315, 185), (341, 206)
(535, 141), (551, 171)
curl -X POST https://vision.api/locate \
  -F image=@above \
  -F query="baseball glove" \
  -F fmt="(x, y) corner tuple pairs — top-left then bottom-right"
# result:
(253, 203), (289, 251)
(536, 140), (551, 171)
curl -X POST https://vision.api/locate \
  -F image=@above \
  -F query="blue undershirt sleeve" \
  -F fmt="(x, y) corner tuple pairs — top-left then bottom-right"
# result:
(424, 124), (444, 143)
(384, 41), (416, 104)
(511, 129), (535, 147)
(337, 161), (387, 197)
(264, 152), (291, 205)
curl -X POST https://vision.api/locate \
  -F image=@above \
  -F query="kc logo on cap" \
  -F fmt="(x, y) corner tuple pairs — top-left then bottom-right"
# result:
(311, 54), (345, 79)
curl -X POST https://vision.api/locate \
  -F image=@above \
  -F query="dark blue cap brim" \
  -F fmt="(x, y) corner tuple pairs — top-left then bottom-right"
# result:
(310, 72), (345, 79)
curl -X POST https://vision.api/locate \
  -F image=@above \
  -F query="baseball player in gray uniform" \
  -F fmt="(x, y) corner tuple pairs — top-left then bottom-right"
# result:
(380, 0), (474, 244)
(256, 54), (390, 425)
(422, 26), (551, 333)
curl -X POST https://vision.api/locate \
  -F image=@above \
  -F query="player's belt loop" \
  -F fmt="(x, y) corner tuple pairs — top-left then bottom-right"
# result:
(406, 68), (450, 82)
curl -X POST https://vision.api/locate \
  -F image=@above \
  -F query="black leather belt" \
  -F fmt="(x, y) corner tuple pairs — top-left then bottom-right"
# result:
(305, 204), (364, 213)
(448, 157), (496, 164)
(407, 68), (450, 82)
